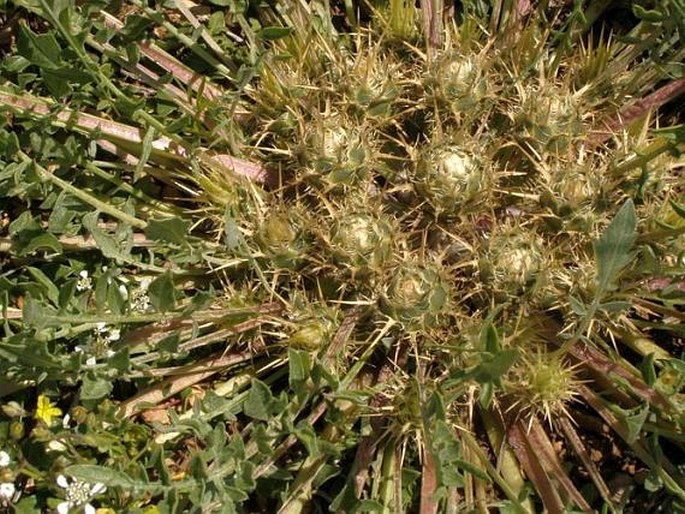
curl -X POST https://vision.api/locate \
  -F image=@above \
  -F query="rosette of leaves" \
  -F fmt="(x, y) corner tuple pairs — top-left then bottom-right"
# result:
(329, 211), (393, 273)
(382, 261), (449, 323)
(415, 144), (489, 217)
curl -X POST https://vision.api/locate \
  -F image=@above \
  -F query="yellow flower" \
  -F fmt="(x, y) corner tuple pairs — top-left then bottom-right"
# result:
(34, 395), (62, 426)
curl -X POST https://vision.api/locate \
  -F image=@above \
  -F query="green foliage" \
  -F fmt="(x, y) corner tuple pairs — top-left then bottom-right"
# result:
(0, 0), (683, 512)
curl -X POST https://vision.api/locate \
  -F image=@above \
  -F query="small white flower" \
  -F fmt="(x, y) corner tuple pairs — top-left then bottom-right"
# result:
(129, 279), (152, 312)
(0, 482), (15, 500)
(85, 357), (97, 367)
(56, 475), (106, 514)
(76, 271), (92, 292)
(0, 451), (10, 467)
(94, 324), (120, 343)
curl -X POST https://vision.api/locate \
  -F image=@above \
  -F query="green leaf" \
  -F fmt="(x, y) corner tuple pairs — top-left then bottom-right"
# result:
(653, 124), (685, 143)
(472, 349), (520, 384)
(260, 27), (294, 40)
(9, 211), (41, 235)
(109, 348), (130, 374)
(655, 359), (685, 396)
(158, 332), (180, 354)
(13, 495), (40, 514)
(26, 267), (60, 306)
(145, 217), (191, 245)
(135, 124), (156, 179)
(58, 279), (77, 309)
(288, 348), (311, 389)
(17, 25), (62, 70)
(21, 232), (62, 255)
(148, 272), (177, 312)
(670, 199), (685, 219)
(568, 295), (588, 316)
(454, 458), (490, 482)
(236, 461), (256, 491)
(640, 353), (657, 387)
(224, 216), (242, 250)
(478, 381), (494, 408)
(243, 378), (273, 421)
(632, 5), (668, 22)
(294, 421), (320, 457)
(43, 66), (92, 95)
(82, 212), (131, 262)
(593, 200), (637, 296)
(597, 301), (631, 313)
(357, 500), (384, 512)
(21, 296), (56, 331)
(644, 470), (663, 492)
(207, 11), (226, 35)
(622, 403), (649, 443)
(481, 322), (501, 353)
(66, 464), (139, 488)
(81, 372), (113, 400)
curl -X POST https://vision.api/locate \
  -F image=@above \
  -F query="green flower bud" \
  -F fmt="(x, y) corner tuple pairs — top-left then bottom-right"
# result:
(288, 322), (330, 351)
(256, 210), (308, 269)
(484, 231), (544, 292)
(9, 421), (24, 440)
(416, 146), (488, 217)
(383, 263), (449, 322)
(2, 401), (27, 418)
(330, 213), (393, 270)
(519, 89), (582, 151)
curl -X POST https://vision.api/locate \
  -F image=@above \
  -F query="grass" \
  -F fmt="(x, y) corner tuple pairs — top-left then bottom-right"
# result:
(0, 0), (684, 512)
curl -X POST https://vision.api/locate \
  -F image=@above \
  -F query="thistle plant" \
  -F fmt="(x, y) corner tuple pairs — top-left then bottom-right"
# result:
(0, 1), (684, 513)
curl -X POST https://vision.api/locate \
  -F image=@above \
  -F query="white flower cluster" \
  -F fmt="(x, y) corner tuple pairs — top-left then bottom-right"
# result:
(123, 277), (152, 313)
(56, 475), (106, 514)
(75, 270), (151, 313)
(75, 323), (119, 367)
(75, 270), (92, 292)
(0, 451), (16, 507)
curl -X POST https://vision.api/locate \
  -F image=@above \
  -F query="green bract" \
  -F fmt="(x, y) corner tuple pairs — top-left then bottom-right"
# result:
(1, 1), (683, 511)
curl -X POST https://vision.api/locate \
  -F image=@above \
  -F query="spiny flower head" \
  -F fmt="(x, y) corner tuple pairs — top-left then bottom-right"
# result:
(382, 260), (449, 324)
(506, 349), (583, 427)
(415, 144), (490, 217)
